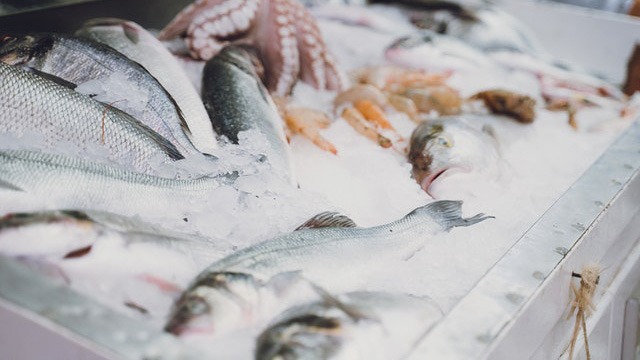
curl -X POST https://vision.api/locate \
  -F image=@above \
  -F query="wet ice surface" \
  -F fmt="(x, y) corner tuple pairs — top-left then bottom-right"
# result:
(0, 5), (636, 358)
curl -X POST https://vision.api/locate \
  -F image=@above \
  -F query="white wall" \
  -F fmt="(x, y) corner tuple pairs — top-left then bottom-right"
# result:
(499, 0), (640, 84)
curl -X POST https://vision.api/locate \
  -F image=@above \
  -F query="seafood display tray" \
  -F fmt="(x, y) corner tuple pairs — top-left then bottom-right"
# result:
(1, 1), (640, 359)
(3, 118), (639, 359)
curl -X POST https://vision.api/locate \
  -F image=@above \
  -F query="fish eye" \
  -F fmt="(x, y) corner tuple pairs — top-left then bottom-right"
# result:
(186, 296), (210, 315)
(436, 135), (453, 147)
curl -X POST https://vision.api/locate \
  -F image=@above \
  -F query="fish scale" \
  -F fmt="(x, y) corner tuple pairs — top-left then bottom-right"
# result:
(256, 291), (443, 360)
(77, 19), (219, 154)
(0, 33), (201, 156)
(164, 200), (490, 335)
(201, 201), (479, 279)
(0, 62), (183, 174)
(0, 150), (222, 219)
(207, 201), (489, 281)
(202, 46), (295, 184)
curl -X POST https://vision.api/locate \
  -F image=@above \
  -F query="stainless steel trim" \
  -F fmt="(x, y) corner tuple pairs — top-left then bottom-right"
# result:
(0, 256), (200, 359)
(407, 119), (640, 359)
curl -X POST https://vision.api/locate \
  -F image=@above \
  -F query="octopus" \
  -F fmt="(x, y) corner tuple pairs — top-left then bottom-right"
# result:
(158, 0), (344, 96)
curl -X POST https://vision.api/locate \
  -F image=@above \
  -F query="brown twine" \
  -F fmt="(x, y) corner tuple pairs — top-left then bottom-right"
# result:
(567, 264), (601, 360)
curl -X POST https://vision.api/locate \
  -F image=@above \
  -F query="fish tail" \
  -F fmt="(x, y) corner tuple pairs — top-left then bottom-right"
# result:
(415, 200), (494, 230)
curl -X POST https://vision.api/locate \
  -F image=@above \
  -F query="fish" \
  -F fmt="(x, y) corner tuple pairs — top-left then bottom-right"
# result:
(375, 0), (550, 56)
(0, 62), (183, 173)
(0, 150), (227, 225)
(0, 33), (204, 156)
(76, 18), (219, 154)
(0, 210), (225, 267)
(164, 200), (491, 335)
(385, 29), (500, 73)
(255, 291), (443, 360)
(202, 46), (295, 184)
(164, 270), (324, 336)
(408, 116), (502, 196)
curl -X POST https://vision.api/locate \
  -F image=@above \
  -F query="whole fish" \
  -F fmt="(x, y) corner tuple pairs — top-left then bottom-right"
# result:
(385, 30), (500, 73)
(415, 6), (549, 56)
(0, 62), (182, 173)
(371, 0), (549, 56)
(0, 150), (226, 224)
(202, 46), (295, 183)
(0, 210), (225, 267)
(0, 33), (202, 156)
(408, 116), (501, 196)
(76, 18), (219, 154)
(256, 291), (443, 360)
(165, 200), (491, 335)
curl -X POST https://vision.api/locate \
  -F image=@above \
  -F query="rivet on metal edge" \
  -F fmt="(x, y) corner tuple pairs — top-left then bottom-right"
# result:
(506, 292), (525, 304)
(533, 271), (545, 280)
(476, 333), (494, 344)
(555, 247), (568, 256)
(571, 223), (586, 232)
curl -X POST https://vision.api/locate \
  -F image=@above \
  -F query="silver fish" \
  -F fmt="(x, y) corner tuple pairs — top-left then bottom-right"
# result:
(256, 291), (443, 360)
(408, 116), (501, 195)
(0, 62), (182, 173)
(385, 29), (500, 73)
(378, 0), (549, 56)
(202, 46), (295, 184)
(76, 18), (219, 154)
(0, 210), (224, 267)
(0, 150), (226, 224)
(165, 200), (491, 335)
(0, 33), (201, 156)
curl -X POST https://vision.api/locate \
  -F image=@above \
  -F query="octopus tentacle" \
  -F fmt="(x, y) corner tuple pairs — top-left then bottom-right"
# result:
(163, 0), (345, 93)
(158, 0), (227, 40)
(255, 0), (300, 95)
(185, 36), (228, 60)
(323, 51), (346, 91)
(291, 1), (327, 90)
(188, 0), (259, 40)
(185, 0), (260, 59)
(291, 0), (345, 91)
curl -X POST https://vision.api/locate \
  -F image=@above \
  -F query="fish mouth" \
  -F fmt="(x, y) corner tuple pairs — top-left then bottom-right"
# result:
(420, 168), (449, 197)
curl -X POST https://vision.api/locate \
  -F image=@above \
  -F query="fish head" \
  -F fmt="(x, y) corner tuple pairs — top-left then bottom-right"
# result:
(256, 314), (345, 360)
(164, 271), (263, 337)
(0, 210), (97, 258)
(0, 210), (96, 240)
(0, 210), (91, 229)
(384, 32), (441, 71)
(216, 45), (264, 81)
(408, 118), (499, 195)
(386, 31), (437, 53)
(0, 34), (53, 66)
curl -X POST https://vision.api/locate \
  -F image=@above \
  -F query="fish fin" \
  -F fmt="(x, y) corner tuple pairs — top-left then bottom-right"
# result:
(122, 24), (141, 44)
(24, 67), (77, 89)
(310, 283), (372, 322)
(295, 212), (358, 230)
(408, 200), (494, 231)
(83, 17), (141, 44)
(0, 179), (24, 192)
(481, 124), (497, 139)
(267, 271), (306, 294)
(403, 246), (423, 261)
